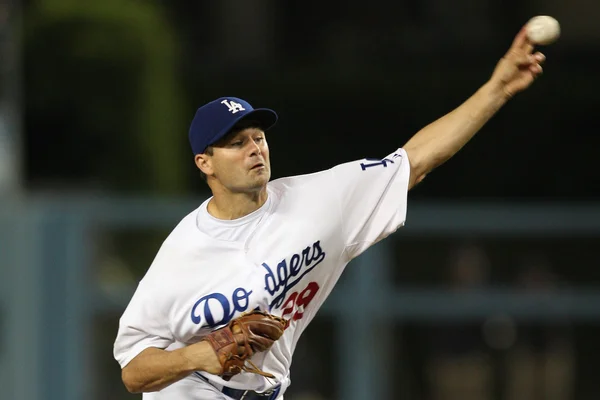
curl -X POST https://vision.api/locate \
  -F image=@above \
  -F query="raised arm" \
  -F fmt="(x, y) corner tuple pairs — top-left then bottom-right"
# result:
(402, 27), (545, 189)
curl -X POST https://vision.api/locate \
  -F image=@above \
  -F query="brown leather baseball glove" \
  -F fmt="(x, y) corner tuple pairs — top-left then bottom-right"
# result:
(203, 310), (287, 381)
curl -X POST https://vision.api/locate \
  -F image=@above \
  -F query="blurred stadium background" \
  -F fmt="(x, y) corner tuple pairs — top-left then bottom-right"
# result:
(1, 1), (600, 399)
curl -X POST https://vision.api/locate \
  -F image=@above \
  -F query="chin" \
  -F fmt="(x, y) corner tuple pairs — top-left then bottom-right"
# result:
(254, 176), (270, 188)
(240, 169), (270, 190)
(250, 176), (270, 190)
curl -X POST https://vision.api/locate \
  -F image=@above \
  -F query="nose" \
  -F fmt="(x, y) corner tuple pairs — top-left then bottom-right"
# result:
(248, 139), (262, 157)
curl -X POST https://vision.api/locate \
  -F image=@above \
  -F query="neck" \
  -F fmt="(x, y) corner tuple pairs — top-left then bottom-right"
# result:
(207, 187), (268, 220)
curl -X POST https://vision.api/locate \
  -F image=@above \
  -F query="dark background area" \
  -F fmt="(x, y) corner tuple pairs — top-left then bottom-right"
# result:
(6, 1), (600, 399)
(22, 1), (600, 201)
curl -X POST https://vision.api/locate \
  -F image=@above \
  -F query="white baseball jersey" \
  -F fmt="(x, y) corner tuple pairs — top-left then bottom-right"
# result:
(113, 148), (411, 399)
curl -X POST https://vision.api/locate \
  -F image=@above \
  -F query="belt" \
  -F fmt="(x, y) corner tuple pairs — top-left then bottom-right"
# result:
(195, 372), (281, 400)
(221, 385), (281, 400)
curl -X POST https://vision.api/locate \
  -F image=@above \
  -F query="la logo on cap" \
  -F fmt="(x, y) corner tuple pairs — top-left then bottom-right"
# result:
(221, 99), (245, 114)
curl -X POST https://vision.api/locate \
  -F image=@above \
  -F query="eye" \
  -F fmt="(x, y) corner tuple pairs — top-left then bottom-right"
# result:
(255, 136), (264, 143)
(230, 140), (243, 147)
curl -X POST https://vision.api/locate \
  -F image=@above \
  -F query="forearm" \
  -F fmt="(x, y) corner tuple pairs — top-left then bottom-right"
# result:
(402, 81), (508, 186)
(121, 341), (217, 393)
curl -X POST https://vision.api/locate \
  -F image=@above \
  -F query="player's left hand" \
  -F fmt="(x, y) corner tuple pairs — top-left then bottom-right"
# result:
(202, 310), (287, 381)
(489, 26), (546, 99)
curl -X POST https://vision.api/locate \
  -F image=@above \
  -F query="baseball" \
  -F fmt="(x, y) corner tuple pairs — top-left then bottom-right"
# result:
(526, 15), (561, 45)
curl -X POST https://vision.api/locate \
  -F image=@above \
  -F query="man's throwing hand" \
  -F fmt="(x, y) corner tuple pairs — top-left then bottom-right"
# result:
(490, 26), (546, 99)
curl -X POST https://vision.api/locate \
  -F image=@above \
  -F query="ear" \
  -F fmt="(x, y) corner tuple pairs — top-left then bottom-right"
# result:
(195, 154), (213, 176)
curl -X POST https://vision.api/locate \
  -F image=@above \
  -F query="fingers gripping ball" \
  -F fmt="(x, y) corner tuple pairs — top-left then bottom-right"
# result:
(526, 16), (560, 45)
(203, 310), (287, 380)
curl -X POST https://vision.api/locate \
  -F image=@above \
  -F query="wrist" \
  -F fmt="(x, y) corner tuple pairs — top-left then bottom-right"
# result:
(181, 340), (222, 374)
(480, 80), (511, 110)
(179, 341), (209, 372)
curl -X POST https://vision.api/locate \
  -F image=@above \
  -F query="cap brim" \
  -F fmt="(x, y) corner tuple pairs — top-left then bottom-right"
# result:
(241, 108), (278, 132)
(206, 108), (278, 150)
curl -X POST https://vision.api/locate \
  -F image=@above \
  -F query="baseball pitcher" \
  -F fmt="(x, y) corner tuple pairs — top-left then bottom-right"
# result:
(113, 26), (546, 399)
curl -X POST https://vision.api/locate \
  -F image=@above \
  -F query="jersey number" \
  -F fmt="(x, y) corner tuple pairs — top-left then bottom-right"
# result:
(281, 281), (320, 329)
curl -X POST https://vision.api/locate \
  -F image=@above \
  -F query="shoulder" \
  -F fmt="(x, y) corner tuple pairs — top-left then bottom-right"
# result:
(265, 169), (342, 217)
(164, 206), (201, 243)
(143, 205), (203, 275)
(268, 169), (334, 192)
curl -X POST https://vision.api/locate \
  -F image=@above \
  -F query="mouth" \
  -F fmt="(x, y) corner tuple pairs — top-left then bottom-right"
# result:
(250, 163), (265, 170)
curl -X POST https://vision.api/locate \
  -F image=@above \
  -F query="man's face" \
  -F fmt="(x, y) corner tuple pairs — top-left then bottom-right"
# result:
(199, 127), (271, 193)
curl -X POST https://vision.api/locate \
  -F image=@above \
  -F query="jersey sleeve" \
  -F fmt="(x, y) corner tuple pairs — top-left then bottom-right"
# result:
(113, 278), (174, 368)
(331, 148), (411, 260)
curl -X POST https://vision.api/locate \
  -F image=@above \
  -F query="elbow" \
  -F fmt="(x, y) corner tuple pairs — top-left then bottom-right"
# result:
(403, 147), (444, 184)
(413, 173), (427, 187)
(403, 149), (429, 189)
(403, 147), (428, 177)
(121, 368), (143, 394)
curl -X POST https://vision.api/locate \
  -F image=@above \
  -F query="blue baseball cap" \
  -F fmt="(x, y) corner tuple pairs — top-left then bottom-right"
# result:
(188, 97), (278, 155)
